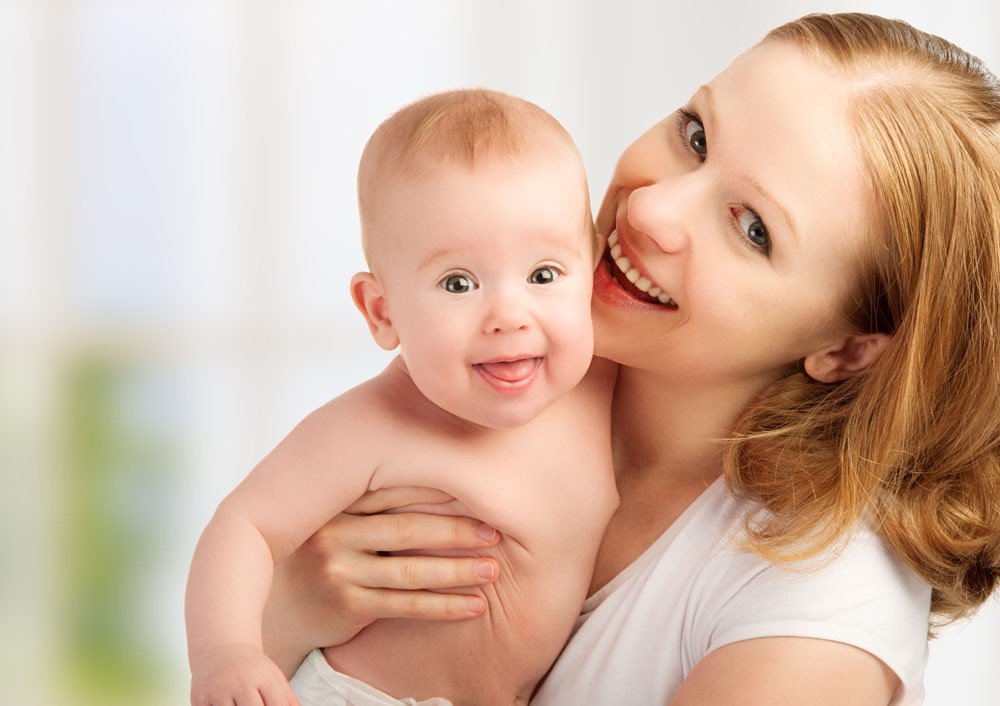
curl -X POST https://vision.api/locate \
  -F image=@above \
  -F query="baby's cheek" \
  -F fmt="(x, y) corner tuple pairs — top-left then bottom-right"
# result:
(552, 321), (595, 388)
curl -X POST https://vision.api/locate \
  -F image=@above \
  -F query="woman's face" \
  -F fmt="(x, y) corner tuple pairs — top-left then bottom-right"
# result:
(592, 40), (870, 391)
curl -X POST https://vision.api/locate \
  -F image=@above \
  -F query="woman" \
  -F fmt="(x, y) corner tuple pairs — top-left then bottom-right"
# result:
(263, 13), (1000, 705)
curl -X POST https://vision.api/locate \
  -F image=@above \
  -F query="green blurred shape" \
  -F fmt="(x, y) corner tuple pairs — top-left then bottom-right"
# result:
(57, 353), (177, 705)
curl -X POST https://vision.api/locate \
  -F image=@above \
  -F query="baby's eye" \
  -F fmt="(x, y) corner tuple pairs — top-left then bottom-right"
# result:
(735, 207), (771, 255)
(684, 115), (707, 156)
(529, 267), (559, 285)
(439, 273), (476, 293)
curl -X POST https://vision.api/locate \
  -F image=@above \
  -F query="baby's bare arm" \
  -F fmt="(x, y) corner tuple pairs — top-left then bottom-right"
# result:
(185, 391), (384, 703)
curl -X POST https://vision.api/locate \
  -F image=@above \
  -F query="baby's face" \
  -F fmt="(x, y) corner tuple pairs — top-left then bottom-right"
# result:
(373, 148), (594, 428)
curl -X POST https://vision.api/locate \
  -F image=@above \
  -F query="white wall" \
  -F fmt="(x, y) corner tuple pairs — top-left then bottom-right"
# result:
(2, 1), (996, 704)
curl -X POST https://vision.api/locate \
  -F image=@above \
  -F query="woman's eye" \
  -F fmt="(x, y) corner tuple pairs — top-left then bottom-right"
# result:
(736, 208), (771, 255)
(684, 116), (707, 156)
(440, 273), (476, 293)
(529, 267), (559, 285)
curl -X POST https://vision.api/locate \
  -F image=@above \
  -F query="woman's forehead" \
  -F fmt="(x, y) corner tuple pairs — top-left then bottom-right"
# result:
(700, 41), (869, 256)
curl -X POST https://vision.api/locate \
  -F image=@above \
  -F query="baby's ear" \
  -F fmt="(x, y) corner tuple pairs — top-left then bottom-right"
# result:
(802, 332), (892, 383)
(350, 272), (399, 350)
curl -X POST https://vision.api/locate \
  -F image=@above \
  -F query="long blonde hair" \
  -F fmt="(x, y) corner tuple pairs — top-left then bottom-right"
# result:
(725, 13), (1000, 623)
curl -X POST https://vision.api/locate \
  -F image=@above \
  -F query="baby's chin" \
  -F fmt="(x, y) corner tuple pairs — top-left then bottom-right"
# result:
(449, 399), (557, 430)
(431, 387), (567, 430)
(416, 360), (587, 430)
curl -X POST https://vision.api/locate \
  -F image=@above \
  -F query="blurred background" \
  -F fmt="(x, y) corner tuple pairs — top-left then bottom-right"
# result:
(2, 1), (998, 705)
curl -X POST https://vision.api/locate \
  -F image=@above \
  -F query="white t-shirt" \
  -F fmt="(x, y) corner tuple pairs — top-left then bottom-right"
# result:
(531, 477), (932, 705)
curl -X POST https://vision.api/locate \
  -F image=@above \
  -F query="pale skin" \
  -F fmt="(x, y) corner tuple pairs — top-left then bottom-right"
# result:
(265, 41), (903, 705)
(185, 145), (619, 706)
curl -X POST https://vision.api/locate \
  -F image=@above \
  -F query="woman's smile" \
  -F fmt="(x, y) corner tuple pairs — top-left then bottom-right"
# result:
(604, 230), (679, 308)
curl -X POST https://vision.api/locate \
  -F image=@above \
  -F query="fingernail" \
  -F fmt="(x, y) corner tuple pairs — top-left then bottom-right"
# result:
(466, 598), (485, 614)
(476, 560), (495, 580)
(476, 522), (497, 542)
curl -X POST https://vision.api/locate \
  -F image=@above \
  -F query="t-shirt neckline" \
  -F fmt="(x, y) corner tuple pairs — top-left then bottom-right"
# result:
(580, 475), (726, 616)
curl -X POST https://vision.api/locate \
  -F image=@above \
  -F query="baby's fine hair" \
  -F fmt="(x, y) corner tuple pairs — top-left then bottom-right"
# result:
(357, 88), (580, 267)
(725, 12), (1000, 626)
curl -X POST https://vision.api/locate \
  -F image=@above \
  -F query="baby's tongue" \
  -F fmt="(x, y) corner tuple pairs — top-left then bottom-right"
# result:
(479, 358), (537, 382)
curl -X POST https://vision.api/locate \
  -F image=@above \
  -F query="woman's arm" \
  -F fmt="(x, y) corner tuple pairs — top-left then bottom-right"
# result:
(667, 637), (898, 706)
(262, 486), (502, 677)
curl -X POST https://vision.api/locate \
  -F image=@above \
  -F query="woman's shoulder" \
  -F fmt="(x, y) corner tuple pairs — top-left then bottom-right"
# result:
(685, 483), (931, 634)
(703, 520), (932, 627)
(688, 502), (932, 700)
(535, 480), (931, 705)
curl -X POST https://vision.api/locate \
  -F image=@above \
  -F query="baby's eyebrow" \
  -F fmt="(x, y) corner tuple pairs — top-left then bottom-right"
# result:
(533, 235), (586, 258)
(416, 246), (462, 272)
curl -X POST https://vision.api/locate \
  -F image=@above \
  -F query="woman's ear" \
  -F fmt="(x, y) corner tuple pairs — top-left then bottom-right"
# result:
(350, 272), (400, 350)
(802, 333), (892, 383)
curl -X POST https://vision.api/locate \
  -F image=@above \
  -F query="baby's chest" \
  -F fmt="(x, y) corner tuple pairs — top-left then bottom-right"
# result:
(372, 426), (609, 540)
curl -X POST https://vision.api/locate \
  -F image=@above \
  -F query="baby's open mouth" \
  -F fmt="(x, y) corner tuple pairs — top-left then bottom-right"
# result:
(473, 357), (542, 392)
(605, 231), (678, 309)
(476, 357), (540, 383)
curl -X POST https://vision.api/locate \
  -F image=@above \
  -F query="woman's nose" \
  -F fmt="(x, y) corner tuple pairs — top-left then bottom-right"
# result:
(626, 179), (695, 254)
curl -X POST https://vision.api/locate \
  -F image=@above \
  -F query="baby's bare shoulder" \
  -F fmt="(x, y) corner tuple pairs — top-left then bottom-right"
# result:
(317, 361), (436, 429)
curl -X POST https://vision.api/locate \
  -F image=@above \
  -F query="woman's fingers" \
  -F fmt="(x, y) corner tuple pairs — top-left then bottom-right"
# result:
(261, 505), (497, 661)
(309, 510), (499, 554)
(345, 486), (456, 514)
(306, 515), (500, 590)
(362, 588), (487, 621)
(358, 553), (499, 590)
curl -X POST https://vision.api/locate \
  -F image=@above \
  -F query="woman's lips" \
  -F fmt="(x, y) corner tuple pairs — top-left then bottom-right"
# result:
(602, 230), (679, 309)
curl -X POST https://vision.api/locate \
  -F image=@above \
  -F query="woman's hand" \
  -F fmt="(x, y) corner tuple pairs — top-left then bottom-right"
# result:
(261, 486), (501, 677)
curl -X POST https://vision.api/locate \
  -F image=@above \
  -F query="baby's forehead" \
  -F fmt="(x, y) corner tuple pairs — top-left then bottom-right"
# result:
(402, 132), (584, 180)
(373, 143), (588, 220)
(373, 166), (591, 260)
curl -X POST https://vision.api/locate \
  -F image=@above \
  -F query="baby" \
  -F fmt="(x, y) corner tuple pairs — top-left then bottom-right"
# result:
(185, 88), (618, 706)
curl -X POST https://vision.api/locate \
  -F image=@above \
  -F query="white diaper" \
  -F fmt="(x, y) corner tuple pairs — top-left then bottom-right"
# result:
(290, 649), (454, 706)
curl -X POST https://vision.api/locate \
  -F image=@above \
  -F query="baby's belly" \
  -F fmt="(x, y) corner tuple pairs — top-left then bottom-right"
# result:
(320, 539), (587, 706)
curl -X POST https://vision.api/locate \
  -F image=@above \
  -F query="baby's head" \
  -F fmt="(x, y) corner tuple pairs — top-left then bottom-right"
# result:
(351, 89), (596, 428)
(357, 88), (595, 271)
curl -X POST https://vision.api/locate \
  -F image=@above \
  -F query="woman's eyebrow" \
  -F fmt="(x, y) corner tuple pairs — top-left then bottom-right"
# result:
(744, 175), (799, 245)
(698, 85), (800, 245)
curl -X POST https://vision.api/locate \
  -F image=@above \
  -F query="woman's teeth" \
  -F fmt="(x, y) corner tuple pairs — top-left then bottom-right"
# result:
(607, 231), (677, 307)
